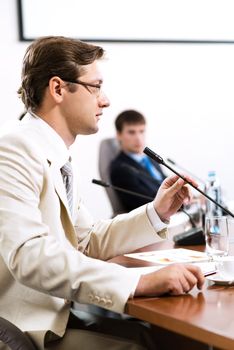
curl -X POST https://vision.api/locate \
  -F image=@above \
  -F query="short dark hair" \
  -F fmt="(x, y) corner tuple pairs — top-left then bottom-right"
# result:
(18, 36), (104, 111)
(115, 110), (146, 132)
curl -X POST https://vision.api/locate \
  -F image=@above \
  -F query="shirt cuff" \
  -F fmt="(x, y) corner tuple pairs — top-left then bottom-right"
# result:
(129, 273), (141, 299)
(146, 202), (169, 232)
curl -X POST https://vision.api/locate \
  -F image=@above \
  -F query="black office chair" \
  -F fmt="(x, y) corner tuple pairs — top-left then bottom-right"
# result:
(0, 317), (37, 350)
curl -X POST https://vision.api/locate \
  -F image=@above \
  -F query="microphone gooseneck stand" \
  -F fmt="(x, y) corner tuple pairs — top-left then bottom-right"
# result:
(92, 179), (197, 227)
(143, 147), (234, 218)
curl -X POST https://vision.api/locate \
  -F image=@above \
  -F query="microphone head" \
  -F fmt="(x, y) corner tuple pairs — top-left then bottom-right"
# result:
(92, 179), (109, 187)
(167, 158), (176, 165)
(143, 147), (164, 164)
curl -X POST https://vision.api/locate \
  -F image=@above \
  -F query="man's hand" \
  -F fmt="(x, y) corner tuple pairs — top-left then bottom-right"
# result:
(134, 264), (205, 297)
(153, 174), (198, 222)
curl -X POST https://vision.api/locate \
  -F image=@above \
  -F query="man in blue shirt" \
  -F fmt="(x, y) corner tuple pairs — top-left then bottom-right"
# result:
(111, 110), (166, 212)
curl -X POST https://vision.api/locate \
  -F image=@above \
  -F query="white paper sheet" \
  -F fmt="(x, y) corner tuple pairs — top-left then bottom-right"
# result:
(125, 248), (208, 265)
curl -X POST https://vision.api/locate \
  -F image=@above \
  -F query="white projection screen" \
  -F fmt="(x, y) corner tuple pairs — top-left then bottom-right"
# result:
(18, 0), (234, 42)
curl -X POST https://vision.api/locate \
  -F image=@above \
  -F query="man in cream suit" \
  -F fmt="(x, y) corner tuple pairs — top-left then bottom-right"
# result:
(0, 36), (204, 350)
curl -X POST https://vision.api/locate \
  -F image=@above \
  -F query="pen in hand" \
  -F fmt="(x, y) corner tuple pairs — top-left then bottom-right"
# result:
(204, 270), (217, 277)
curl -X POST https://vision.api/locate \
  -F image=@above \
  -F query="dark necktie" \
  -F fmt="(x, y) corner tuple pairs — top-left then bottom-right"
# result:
(61, 160), (73, 214)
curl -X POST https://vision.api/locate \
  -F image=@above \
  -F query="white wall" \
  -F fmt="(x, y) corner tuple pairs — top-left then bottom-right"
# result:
(1, 0), (234, 220)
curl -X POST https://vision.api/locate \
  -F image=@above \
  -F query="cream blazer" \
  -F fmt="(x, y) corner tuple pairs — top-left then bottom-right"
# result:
(0, 118), (163, 349)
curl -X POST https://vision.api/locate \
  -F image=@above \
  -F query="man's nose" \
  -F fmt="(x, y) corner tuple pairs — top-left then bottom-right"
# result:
(98, 91), (110, 108)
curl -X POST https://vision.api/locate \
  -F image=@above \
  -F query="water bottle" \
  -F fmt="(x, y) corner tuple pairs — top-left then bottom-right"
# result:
(205, 171), (222, 217)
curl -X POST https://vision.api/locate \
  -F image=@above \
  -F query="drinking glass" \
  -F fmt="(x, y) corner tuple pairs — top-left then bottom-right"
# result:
(205, 216), (229, 260)
(228, 218), (234, 244)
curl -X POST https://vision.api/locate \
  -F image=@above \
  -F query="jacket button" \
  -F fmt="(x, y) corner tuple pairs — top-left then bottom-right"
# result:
(106, 300), (113, 307)
(100, 298), (106, 305)
(94, 296), (100, 303)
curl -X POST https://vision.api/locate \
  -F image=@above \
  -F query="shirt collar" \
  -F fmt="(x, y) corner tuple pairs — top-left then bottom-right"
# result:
(23, 112), (70, 168)
(126, 152), (146, 163)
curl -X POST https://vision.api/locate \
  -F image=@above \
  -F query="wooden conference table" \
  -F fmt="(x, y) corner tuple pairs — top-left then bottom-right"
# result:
(110, 241), (234, 350)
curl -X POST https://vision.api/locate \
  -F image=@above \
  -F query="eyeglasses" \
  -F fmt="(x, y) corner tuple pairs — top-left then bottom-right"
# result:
(63, 78), (102, 97)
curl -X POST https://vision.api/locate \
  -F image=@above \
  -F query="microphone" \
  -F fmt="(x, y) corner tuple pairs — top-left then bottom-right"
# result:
(167, 158), (206, 186)
(144, 147), (234, 218)
(92, 179), (153, 200)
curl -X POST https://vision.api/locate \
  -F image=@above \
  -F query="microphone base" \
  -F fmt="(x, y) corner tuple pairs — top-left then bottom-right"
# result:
(173, 227), (205, 246)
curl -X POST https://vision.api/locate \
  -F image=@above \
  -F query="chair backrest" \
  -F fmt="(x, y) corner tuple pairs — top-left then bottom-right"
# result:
(98, 138), (126, 216)
(0, 317), (37, 350)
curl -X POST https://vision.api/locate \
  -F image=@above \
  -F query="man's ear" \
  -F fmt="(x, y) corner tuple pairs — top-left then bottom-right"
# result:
(48, 76), (64, 103)
(116, 131), (122, 143)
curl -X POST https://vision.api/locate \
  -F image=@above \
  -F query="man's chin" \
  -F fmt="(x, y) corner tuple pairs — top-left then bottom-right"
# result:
(133, 148), (144, 154)
(81, 126), (99, 135)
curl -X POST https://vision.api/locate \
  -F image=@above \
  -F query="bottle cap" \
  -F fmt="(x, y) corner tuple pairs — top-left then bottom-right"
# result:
(208, 170), (216, 177)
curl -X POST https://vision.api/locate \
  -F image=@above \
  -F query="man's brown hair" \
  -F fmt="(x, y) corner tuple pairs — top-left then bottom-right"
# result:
(18, 36), (104, 111)
(115, 110), (146, 132)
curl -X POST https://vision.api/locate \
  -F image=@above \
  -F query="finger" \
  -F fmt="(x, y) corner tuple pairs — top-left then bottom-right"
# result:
(186, 188), (193, 203)
(164, 174), (198, 189)
(161, 175), (180, 187)
(179, 185), (191, 198)
(178, 273), (191, 293)
(185, 265), (205, 290)
(177, 188), (189, 201)
(168, 280), (184, 295)
(165, 178), (186, 196)
(183, 175), (198, 188)
(172, 188), (190, 206)
(182, 268), (198, 291)
(177, 186), (193, 204)
(167, 265), (191, 295)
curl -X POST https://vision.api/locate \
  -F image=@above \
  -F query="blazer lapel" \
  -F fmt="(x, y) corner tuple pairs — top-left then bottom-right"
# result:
(121, 152), (152, 178)
(49, 160), (78, 248)
(121, 152), (166, 181)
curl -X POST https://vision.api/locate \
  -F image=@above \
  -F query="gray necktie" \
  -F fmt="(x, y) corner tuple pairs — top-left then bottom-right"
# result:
(61, 160), (73, 214)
